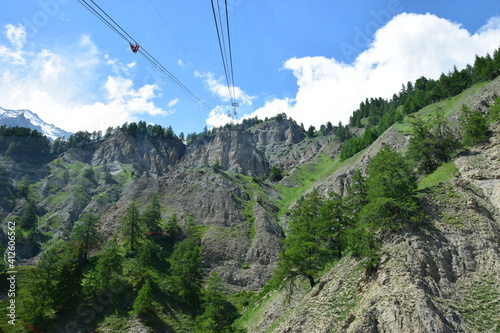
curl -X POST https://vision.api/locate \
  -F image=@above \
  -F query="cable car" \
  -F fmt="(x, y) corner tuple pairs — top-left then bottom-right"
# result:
(130, 43), (140, 53)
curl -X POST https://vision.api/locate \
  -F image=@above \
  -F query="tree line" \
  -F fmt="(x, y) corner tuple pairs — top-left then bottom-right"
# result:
(0, 126), (51, 163)
(334, 46), (500, 159)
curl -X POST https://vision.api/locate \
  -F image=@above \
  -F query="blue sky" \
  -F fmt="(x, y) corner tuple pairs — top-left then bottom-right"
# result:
(0, 1), (499, 135)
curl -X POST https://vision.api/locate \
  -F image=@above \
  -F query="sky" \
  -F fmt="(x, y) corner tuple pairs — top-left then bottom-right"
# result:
(0, 1), (500, 136)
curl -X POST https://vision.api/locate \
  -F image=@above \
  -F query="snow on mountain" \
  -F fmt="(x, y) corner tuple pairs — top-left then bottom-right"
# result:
(0, 107), (72, 141)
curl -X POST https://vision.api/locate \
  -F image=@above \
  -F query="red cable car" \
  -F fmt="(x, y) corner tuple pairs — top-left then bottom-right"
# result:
(129, 43), (140, 53)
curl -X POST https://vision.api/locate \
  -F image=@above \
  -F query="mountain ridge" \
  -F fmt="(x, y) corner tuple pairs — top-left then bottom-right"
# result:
(0, 107), (72, 140)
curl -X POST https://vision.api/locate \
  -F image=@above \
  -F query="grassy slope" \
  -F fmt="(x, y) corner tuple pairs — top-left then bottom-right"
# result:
(275, 154), (346, 218)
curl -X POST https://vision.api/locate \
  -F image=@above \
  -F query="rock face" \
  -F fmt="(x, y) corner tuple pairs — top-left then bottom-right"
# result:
(70, 131), (186, 176)
(181, 130), (270, 177)
(181, 119), (305, 177)
(96, 167), (284, 292)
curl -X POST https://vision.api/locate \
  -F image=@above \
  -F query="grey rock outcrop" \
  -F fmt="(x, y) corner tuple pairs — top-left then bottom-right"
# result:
(181, 119), (305, 177)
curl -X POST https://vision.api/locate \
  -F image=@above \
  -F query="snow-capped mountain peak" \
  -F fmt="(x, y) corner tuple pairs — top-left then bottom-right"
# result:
(0, 107), (72, 140)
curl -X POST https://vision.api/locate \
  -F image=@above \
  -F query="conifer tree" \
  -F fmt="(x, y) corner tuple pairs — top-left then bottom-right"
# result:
(169, 218), (203, 303)
(120, 201), (144, 253)
(91, 239), (124, 292)
(195, 272), (236, 333)
(71, 211), (102, 261)
(133, 279), (154, 317)
(141, 195), (163, 232)
(361, 146), (421, 230)
(19, 249), (60, 326)
(276, 189), (329, 288)
(459, 104), (492, 146)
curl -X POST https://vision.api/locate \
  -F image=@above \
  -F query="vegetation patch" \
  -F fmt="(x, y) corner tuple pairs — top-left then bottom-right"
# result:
(417, 161), (459, 190)
(276, 154), (345, 218)
(454, 273), (500, 332)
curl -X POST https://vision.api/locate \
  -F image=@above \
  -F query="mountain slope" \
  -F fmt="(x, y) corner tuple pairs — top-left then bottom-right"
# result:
(235, 77), (500, 333)
(1, 78), (500, 332)
(0, 107), (72, 140)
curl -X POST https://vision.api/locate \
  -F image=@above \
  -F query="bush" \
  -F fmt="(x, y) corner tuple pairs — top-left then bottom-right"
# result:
(268, 166), (283, 182)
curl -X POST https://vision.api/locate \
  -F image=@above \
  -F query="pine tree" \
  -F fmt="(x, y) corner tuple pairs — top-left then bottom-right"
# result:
(91, 239), (123, 292)
(53, 243), (86, 312)
(71, 211), (102, 261)
(165, 212), (181, 236)
(319, 192), (351, 259)
(141, 195), (163, 232)
(276, 189), (328, 288)
(18, 249), (60, 326)
(407, 110), (461, 175)
(365, 146), (417, 201)
(361, 146), (422, 230)
(459, 104), (492, 146)
(133, 280), (154, 317)
(120, 201), (144, 253)
(169, 219), (203, 303)
(195, 272), (236, 333)
(268, 165), (284, 182)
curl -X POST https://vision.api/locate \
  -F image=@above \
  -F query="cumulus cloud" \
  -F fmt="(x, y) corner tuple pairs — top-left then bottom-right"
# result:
(0, 24), (27, 65)
(6, 23), (26, 50)
(0, 25), (168, 132)
(36, 49), (65, 81)
(196, 71), (254, 105)
(233, 13), (500, 129)
(168, 98), (179, 107)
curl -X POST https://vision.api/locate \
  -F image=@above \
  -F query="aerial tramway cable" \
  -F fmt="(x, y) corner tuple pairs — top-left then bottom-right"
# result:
(224, 0), (237, 106)
(145, 0), (189, 58)
(77, 0), (212, 110)
(210, 0), (239, 117)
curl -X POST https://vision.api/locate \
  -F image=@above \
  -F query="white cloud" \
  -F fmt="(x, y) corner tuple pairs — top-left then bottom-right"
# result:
(0, 24), (27, 65)
(106, 55), (136, 76)
(168, 98), (179, 107)
(236, 13), (500, 129)
(6, 24), (26, 50)
(0, 25), (168, 132)
(196, 71), (254, 105)
(478, 16), (500, 34)
(36, 49), (65, 81)
(206, 105), (238, 128)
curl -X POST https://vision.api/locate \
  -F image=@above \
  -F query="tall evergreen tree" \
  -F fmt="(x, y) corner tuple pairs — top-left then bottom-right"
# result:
(319, 192), (351, 259)
(169, 219), (203, 304)
(361, 146), (421, 230)
(195, 272), (237, 333)
(133, 279), (154, 317)
(54, 243), (86, 312)
(71, 211), (102, 261)
(121, 201), (144, 253)
(91, 239), (124, 292)
(19, 249), (60, 326)
(276, 189), (329, 288)
(141, 195), (163, 232)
